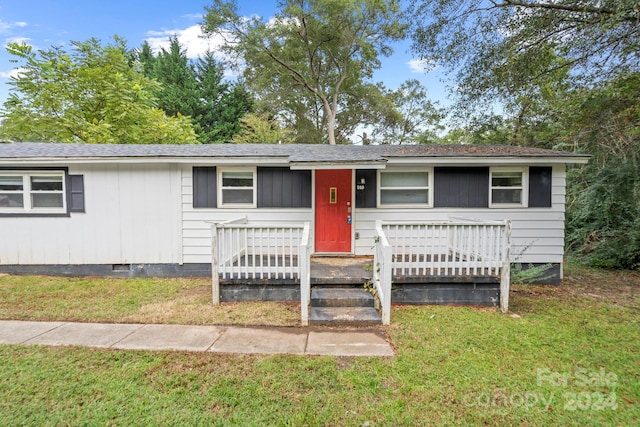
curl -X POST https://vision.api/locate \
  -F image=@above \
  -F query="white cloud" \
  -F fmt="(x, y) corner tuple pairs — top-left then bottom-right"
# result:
(181, 13), (203, 21)
(145, 24), (226, 60)
(0, 19), (28, 34)
(0, 67), (26, 79)
(0, 19), (11, 34)
(407, 58), (437, 73)
(4, 36), (31, 45)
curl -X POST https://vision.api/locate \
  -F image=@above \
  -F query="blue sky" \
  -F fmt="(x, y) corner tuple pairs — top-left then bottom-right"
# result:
(0, 0), (450, 107)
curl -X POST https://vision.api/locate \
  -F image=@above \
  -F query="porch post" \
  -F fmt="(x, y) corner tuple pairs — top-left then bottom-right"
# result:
(211, 223), (220, 305)
(500, 220), (511, 313)
(300, 222), (311, 326)
(381, 239), (392, 325)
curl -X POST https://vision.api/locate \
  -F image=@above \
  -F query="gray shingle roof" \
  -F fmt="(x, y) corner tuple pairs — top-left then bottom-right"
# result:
(0, 142), (588, 162)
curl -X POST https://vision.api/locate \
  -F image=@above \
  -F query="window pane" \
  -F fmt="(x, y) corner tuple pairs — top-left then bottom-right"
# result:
(0, 176), (23, 191)
(0, 194), (24, 207)
(381, 172), (428, 187)
(222, 189), (253, 204)
(492, 172), (522, 187)
(31, 176), (63, 191)
(31, 193), (64, 208)
(381, 189), (428, 205)
(222, 172), (253, 187)
(492, 189), (522, 204)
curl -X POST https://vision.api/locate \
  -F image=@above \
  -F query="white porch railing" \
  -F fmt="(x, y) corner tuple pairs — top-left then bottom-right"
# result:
(377, 218), (512, 312)
(210, 217), (310, 309)
(374, 221), (393, 325)
(299, 222), (312, 326)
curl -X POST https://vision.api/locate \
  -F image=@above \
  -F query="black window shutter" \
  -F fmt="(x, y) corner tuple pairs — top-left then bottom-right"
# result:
(355, 170), (377, 208)
(68, 174), (85, 212)
(529, 167), (552, 207)
(193, 167), (217, 208)
(434, 167), (489, 208)
(258, 167), (311, 208)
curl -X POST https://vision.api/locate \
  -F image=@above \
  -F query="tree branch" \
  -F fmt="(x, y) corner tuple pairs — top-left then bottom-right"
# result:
(499, 0), (639, 23)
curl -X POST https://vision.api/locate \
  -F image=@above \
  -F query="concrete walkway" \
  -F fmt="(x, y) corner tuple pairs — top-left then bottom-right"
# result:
(0, 320), (394, 357)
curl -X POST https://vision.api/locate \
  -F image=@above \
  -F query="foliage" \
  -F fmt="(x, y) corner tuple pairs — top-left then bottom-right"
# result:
(144, 38), (202, 120)
(135, 39), (254, 144)
(510, 263), (556, 285)
(231, 112), (295, 144)
(409, 0), (640, 116)
(202, 0), (407, 144)
(0, 38), (196, 144)
(434, 114), (512, 145)
(370, 79), (444, 144)
(563, 74), (640, 269)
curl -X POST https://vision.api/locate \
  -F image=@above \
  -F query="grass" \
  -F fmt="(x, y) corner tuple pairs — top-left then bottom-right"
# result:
(0, 275), (299, 326)
(0, 262), (638, 425)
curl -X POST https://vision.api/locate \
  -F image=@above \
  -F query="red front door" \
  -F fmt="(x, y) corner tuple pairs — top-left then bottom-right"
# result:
(315, 169), (352, 253)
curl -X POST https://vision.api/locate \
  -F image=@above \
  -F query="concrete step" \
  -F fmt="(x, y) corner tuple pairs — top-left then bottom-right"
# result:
(311, 287), (374, 308)
(309, 307), (382, 326)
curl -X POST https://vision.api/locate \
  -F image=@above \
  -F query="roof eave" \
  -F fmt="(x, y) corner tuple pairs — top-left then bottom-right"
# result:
(384, 155), (590, 165)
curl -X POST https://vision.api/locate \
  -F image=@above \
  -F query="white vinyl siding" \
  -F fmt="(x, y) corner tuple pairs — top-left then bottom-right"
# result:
(0, 164), (181, 264)
(378, 170), (432, 207)
(490, 168), (528, 207)
(0, 171), (65, 213)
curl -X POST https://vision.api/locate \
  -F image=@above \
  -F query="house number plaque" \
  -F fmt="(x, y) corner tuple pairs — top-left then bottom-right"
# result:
(329, 187), (337, 203)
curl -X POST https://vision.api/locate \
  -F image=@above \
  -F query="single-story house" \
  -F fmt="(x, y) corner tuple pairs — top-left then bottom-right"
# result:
(0, 142), (588, 323)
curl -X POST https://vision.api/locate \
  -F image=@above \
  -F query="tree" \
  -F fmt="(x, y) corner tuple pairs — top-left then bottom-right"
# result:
(202, 0), (407, 144)
(560, 73), (640, 268)
(134, 40), (253, 144)
(147, 37), (201, 120)
(409, 1), (640, 114)
(231, 112), (295, 144)
(0, 38), (196, 144)
(370, 79), (444, 144)
(136, 41), (156, 77)
(195, 52), (254, 143)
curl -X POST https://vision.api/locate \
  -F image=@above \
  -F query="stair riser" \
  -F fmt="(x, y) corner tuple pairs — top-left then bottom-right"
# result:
(311, 297), (374, 308)
(309, 307), (382, 325)
(309, 319), (381, 326)
(310, 288), (375, 308)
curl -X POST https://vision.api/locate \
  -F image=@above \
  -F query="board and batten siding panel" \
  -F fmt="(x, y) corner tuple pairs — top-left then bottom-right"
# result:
(257, 167), (312, 208)
(0, 163), (182, 265)
(434, 167), (489, 208)
(181, 165), (313, 263)
(354, 165), (567, 264)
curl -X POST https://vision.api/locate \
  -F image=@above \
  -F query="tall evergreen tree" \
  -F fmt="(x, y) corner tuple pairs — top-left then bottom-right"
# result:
(195, 52), (254, 144)
(134, 39), (253, 143)
(136, 41), (156, 78)
(152, 37), (201, 119)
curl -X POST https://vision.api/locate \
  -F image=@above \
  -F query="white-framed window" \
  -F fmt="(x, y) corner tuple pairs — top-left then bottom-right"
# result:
(378, 169), (432, 207)
(218, 167), (256, 208)
(0, 171), (66, 213)
(490, 168), (528, 207)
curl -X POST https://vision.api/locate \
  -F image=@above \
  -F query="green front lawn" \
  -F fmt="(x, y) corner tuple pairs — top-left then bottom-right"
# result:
(0, 263), (638, 425)
(0, 275), (299, 326)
